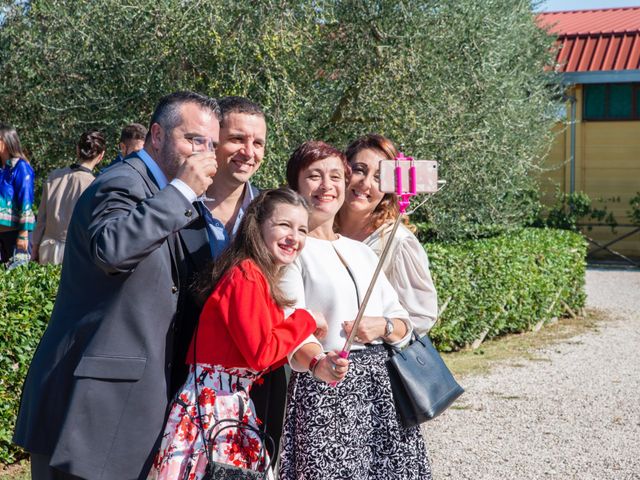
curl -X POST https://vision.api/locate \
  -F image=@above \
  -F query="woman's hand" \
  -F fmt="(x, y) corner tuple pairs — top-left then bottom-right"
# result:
(313, 351), (350, 384)
(16, 233), (29, 252)
(342, 316), (385, 344)
(311, 310), (328, 339)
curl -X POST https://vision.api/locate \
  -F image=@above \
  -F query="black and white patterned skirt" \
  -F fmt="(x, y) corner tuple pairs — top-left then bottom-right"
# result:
(278, 345), (432, 480)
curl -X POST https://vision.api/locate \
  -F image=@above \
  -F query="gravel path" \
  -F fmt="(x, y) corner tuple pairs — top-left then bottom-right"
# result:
(424, 267), (640, 480)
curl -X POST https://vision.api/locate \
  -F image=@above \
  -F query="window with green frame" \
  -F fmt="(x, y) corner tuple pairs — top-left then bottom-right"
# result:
(584, 83), (639, 120)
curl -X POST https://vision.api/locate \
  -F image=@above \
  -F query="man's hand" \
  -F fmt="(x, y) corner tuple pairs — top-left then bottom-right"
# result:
(175, 152), (218, 196)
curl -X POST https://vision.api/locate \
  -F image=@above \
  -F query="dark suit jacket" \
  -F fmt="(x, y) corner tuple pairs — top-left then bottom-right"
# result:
(13, 155), (210, 479)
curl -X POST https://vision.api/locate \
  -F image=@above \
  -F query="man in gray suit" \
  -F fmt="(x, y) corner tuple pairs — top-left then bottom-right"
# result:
(13, 91), (220, 480)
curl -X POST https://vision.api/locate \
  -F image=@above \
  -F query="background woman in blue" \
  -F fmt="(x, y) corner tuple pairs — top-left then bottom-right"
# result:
(0, 123), (35, 264)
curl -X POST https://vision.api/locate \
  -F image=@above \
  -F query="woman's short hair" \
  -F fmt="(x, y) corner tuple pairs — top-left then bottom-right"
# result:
(286, 140), (348, 191)
(77, 130), (107, 161)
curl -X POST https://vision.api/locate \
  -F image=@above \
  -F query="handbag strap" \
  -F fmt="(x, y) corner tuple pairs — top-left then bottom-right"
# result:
(209, 418), (275, 467)
(191, 307), (273, 476)
(386, 330), (422, 355)
(332, 244), (361, 308)
(173, 400), (273, 476)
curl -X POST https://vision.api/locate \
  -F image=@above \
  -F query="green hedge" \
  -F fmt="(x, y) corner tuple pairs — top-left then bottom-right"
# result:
(428, 228), (587, 351)
(0, 227), (586, 464)
(0, 264), (60, 464)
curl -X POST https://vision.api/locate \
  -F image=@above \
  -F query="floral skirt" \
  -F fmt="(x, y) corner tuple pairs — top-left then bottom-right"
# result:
(148, 364), (273, 480)
(278, 345), (432, 480)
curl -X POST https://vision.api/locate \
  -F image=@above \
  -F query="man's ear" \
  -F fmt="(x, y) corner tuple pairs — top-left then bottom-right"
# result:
(149, 123), (164, 151)
(118, 142), (127, 156)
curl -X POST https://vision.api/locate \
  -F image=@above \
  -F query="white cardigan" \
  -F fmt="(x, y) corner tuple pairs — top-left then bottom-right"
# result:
(281, 235), (411, 371)
(364, 222), (438, 336)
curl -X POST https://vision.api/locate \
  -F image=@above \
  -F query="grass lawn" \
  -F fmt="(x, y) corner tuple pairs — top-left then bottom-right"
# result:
(0, 309), (605, 480)
(0, 462), (29, 480)
(442, 307), (604, 377)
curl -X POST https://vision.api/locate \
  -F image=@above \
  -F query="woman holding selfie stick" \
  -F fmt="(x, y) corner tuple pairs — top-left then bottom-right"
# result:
(278, 140), (431, 480)
(336, 134), (438, 338)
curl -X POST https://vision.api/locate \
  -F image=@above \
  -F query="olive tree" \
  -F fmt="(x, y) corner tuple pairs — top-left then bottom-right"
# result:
(0, 0), (559, 240)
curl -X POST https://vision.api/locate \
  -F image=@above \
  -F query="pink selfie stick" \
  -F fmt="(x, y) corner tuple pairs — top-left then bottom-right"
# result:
(329, 153), (417, 387)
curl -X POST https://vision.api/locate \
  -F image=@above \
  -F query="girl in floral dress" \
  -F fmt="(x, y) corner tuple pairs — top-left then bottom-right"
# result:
(148, 188), (349, 480)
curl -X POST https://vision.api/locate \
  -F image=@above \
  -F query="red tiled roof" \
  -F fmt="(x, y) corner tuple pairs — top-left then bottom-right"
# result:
(537, 7), (640, 73)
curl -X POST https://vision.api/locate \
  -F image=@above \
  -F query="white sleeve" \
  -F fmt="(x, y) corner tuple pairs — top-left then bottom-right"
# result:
(280, 260), (306, 309)
(389, 235), (438, 336)
(169, 178), (197, 203)
(281, 261), (322, 371)
(378, 269), (413, 349)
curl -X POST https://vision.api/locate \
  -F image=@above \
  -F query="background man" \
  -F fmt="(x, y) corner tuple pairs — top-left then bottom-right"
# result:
(13, 91), (219, 480)
(109, 122), (147, 166)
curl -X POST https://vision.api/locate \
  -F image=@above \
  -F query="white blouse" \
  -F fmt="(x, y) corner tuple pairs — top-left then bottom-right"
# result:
(281, 235), (411, 371)
(364, 222), (438, 336)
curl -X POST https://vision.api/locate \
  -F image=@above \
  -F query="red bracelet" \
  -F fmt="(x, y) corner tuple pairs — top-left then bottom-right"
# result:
(308, 352), (326, 374)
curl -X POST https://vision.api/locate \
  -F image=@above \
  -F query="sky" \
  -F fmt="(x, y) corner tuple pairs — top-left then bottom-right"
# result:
(536, 0), (640, 11)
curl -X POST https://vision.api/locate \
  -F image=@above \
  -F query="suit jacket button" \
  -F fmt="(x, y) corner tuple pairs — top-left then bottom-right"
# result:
(185, 209), (193, 217)
(171, 285), (178, 294)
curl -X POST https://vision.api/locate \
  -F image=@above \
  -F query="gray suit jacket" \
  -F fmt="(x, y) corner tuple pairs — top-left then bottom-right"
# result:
(13, 155), (210, 479)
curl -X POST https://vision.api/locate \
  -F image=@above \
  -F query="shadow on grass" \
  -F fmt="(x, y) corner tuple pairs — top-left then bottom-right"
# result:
(442, 308), (609, 378)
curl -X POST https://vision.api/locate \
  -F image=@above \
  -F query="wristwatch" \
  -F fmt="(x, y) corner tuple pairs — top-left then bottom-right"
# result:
(383, 317), (394, 339)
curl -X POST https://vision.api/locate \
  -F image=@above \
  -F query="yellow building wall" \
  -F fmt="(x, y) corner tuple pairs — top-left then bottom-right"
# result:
(541, 84), (640, 259)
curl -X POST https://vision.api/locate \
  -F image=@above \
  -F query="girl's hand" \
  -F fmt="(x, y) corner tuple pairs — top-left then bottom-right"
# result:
(313, 350), (349, 384)
(342, 316), (385, 344)
(311, 310), (328, 339)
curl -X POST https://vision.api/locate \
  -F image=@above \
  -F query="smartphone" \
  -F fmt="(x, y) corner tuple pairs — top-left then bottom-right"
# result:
(378, 160), (439, 194)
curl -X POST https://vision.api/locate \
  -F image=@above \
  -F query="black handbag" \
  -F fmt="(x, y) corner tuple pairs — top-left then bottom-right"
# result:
(386, 332), (464, 428)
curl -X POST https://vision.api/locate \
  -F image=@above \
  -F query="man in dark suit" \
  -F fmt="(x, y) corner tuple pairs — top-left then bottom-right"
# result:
(13, 91), (220, 480)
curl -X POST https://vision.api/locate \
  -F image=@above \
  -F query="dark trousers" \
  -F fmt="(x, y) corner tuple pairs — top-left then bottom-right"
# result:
(0, 229), (31, 264)
(30, 454), (85, 480)
(250, 365), (288, 460)
(0, 230), (19, 263)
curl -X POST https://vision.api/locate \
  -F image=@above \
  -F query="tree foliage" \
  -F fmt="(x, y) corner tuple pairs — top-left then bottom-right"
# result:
(0, 0), (560, 240)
